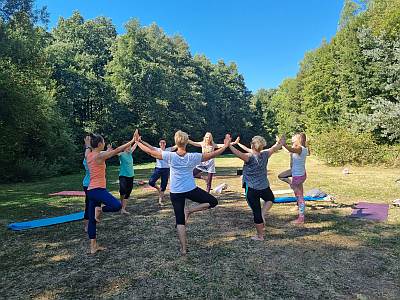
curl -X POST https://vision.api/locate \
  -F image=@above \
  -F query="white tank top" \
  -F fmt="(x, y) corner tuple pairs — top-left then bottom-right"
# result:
(291, 146), (308, 177)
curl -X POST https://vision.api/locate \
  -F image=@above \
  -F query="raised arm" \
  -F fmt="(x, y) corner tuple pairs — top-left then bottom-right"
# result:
(281, 135), (301, 155)
(265, 142), (283, 157)
(131, 142), (138, 152)
(188, 139), (202, 147)
(229, 144), (251, 162)
(215, 136), (239, 148)
(140, 140), (155, 150)
(201, 135), (231, 162)
(84, 136), (92, 159)
(98, 139), (135, 161)
(136, 139), (163, 160)
(237, 142), (252, 153)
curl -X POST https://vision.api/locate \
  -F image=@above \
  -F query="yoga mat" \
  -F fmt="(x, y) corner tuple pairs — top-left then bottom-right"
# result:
(274, 196), (326, 203)
(49, 191), (85, 197)
(8, 211), (84, 231)
(350, 202), (389, 222)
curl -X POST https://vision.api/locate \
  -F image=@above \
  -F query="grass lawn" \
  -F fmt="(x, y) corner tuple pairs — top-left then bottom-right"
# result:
(1, 153), (400, 299)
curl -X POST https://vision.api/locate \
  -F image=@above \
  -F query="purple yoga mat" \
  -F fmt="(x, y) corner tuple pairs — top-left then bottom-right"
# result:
(350, 202), (389, 222)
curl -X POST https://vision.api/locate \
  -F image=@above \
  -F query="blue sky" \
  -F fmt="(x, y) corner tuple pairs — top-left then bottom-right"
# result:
(36, 0), (344, 92)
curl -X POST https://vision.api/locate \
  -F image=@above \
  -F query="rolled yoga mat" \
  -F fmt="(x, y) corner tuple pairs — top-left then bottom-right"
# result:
(8, 211), (84, 231)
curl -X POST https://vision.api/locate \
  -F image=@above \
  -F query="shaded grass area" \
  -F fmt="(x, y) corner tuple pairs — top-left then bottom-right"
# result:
(1, 153), (400, 299)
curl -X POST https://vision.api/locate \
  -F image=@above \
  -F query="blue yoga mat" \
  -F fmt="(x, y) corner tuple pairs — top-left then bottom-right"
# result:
(274, 196), (326, 203)
(8, 211), (84, 231)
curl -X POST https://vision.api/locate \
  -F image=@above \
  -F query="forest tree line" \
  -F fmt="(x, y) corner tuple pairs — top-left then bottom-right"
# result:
(0, 0), (268, 181)
(1, 0), (399, 182)
(254, 0), (400, 166)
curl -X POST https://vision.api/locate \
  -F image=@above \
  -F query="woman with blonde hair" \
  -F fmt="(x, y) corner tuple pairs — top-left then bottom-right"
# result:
(230, 136), (283, 241)
(280, 133), (309, 225)
(135, 130), (231, 255)
(188, 132), (224, 193)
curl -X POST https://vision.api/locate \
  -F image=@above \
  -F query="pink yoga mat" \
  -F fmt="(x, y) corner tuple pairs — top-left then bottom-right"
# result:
(49, 191), (86, 197)
(350, 202), (389, 222)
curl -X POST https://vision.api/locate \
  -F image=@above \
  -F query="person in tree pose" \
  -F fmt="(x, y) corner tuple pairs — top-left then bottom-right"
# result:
(229, 136), (283, 241)
(134, 130), (231, 255)
(280, 133), (309, 225)
(83, 136), (92, 232)
(140, 138), (177, 204)
(86, 132), (136, 254)
(188, 132), (225, 193)
(118, 141), (138, 214)
(83, 138), (113, 231)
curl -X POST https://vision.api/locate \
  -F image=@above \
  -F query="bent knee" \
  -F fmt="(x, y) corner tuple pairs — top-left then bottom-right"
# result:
(113, 202), (122, 212)
(209, 197), (218, 208)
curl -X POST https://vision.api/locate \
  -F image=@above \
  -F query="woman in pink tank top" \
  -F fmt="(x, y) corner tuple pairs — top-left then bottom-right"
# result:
(85, 131), (137, 254)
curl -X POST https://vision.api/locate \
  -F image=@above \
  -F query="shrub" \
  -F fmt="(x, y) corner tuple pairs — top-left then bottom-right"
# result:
(310, 128), (385, 166)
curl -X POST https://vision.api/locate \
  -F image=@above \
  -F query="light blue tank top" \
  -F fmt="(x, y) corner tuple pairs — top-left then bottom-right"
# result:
(82, 158), (90, 187)
(119, 150), (134, 177)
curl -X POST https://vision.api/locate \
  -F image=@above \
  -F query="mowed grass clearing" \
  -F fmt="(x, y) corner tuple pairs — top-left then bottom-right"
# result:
(1, 153), (400, 299)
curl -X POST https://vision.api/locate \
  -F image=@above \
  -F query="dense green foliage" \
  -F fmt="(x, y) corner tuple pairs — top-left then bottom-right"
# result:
(0, 0), (77, 181)
(271, 0), (400, 166)
(2, 0), (400, 182)
(0, 0), (261, 182)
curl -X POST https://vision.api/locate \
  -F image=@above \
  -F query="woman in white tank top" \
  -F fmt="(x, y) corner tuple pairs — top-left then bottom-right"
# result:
(188, 132), (225, 193)
(280, 133), (309, 225)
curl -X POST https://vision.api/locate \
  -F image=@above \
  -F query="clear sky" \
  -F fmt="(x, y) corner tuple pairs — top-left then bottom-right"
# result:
(36, 0), (344, 92)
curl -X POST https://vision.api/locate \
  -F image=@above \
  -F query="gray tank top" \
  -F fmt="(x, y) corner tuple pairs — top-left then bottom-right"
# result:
(242, 151), (270, 190)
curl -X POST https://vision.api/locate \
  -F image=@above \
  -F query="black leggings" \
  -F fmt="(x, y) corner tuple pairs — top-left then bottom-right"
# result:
(119, 176), (134, 199)
(244, 184), (275, 224)
(170, 187), (218, 225)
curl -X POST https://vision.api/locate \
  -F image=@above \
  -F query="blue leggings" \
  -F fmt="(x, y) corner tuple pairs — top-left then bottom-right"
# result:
(149, 168), (170, 191)
(87, 188), (122, 239)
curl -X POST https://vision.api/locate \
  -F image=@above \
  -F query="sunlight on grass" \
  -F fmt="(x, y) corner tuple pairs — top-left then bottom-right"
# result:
(49, 253), (73, 262)
(1, 154), (400, 298)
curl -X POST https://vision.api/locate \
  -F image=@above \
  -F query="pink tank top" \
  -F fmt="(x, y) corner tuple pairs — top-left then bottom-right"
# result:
(87, 152), (106, 190)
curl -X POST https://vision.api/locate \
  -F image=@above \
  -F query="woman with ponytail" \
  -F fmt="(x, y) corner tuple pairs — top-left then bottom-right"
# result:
(85, 131), (137, 254)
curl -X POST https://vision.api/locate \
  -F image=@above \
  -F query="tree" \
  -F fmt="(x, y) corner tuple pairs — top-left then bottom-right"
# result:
(271, 78), (305, 135)
(250, 89), (278, 144)
(46, 11), (117, 142)
(0, 0), (76, 181)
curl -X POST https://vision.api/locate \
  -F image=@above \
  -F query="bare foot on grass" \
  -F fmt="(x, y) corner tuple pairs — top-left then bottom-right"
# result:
(251, 235), (264, 241)
(291, 216), (305, 225)
(90, 245), (106, 255)
(121, 209), (130, 215)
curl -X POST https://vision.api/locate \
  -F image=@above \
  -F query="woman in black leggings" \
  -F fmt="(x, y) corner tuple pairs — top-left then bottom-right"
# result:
(229, 136), (282, 241)
(135, 130), (231, 255)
